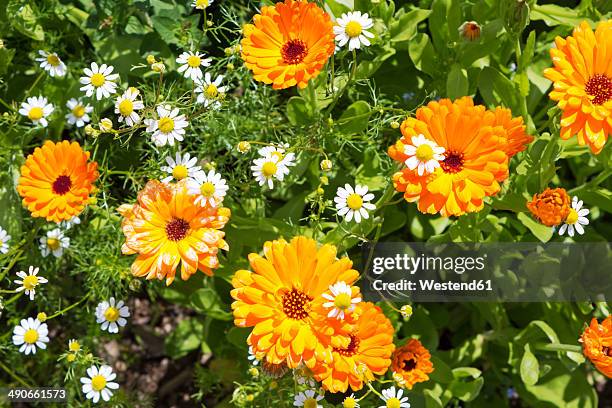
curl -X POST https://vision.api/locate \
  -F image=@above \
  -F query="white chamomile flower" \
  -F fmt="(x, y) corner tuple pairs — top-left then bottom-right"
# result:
(80, 365), (119, 404)
(192, 0), (214, 9)
(379, 386), (411, 408)
(36, 50), (67, 77)
(0, 226), (10, 254)
(176, 51), (211, 81)
(161, 152), (201, 183)
(343, 394), (360, 408)
(68, 339), (81, 352)
(187, 169), (229, 207)
(79, 62), (119, 100)
(334, 11), (375, 51)
(12, 317), (49, 355)
(248, 346), (261, 366)
(65, 98), (93, 128)
(195, 73), (226, 109)
(19, 96), (54, 127)
(403, 134), (445, 176)
(322, 281), (361, 320)
(334, 184), (376, 223)
(293, 389), (323, 408)
(95, 297), (129, 333)
(14, 266), (48, 301)
(114, 87), (144, 127)
(39, 228), (70, 258)
(144, 105), (189, 147)
(251, 152), (295, 189)
(61, 216), (81, 229)
(558, 196), (590, 237)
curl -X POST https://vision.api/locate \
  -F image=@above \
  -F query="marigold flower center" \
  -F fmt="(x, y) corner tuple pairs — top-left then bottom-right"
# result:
(24, 329), (39, 344)
(386, 398), (401, 408)
(402, 357), (417, 371)
(334, 334), (360, 357)
(345, 21), (363, 38)
(90, 73), (106, 87)
(46, 54), (60, 66)
(119, 99), (134, 116)
(602, 346), (612, 357)
(172, 165), (188, 180)
(28, 107), (44, 121)
(281, 288), (312, 320)
(205, 84), (219, 98)
(104, 306), (119, 322)
(72, 105), (85, 118)
(158, 117), (175, 133)
(200, 182), (216, 197)
(415, 144), (435, 161)
(304, 398), (318, 408)
(281, 39), (308, 65)
(346, 193), (363, 210)
(91, 374), (107, 392)
(565, 208), (579, 225)
(441, 151), (464, 173)
(585, 74), (612, 105)
(334, 293), (352, 310)
(23, 275), (39, 290)
(52, 175), (72, 195)
(262, 162), (278, 178)
(165, 218), (190, 241)
(47, 238), (60, 251)
(187, 55), (201, 68)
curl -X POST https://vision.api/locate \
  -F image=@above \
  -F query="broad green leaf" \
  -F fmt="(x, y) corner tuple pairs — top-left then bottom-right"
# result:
(286, 97), (314, 126)
(390, 8), (432, 43)
(452, 367), (482, 379)
(449, 377), (484, 402)
(429, 356), (454, 383)
(447, 64), (469, 99)
(165, 318), (204, 359)
(530, 4), (591, 27)
(191, 288), (233, 321)
(7, 1), (44, 41)
(337, 101), (371, 134)
(409, 33), (438, 76)
(478, 66), (521, 113)
(520, 344), (539, 386)
(518, 212), (553, 242)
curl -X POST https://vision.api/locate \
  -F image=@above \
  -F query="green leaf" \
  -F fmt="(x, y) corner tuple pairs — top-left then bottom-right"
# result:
(409, 33), (437, 76)
(273, 191), (308, 222)
(0, 47), (15, 76)
(165, 318), (204, 359)
(424, 390), (444, 408)
(449, 377), (484, 402)
(390, 8), (432, 43)
(578, 188), (612, 214)
(429, 356), (454, 383)
(286, 97), (314, 126)
(530, 4), (590, 27)
(337, 101), (371, 134)
(190, 288), (232, 321)
(447, 64), (469, 99)
(478, 66), (521, 113)
(7, 1), (44, 41)
(520, 344), (539, 386)
(517, 212), (553, 242)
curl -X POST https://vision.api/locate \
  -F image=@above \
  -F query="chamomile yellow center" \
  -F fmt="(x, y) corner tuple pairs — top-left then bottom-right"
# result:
(28, 107), (44, 121)
(200, 182), (216, 197)
(334, 293), (352, 310)
(415, 143), (434, 161)
(72, 105), (85, 118)
(69, 341), (81, 352)
(205, 84), (219, 98)
(187, 55), (201, 67)
(46, 238), (60, 250)
(262, 162), (277, 178)
(304, 398), (318, 408)
(172, 165), (188, 180)
(343, 397), (357, 408)
(23, 275), (39, 290)
(119, 99), (134, 116)
(345, 21), (363, 38)
(46, 54), (60, 66)
(566, 208), (579, 225)
(346, 193), (363, 210)
(270, 151), (284, 161)
(196, 0), (209, 7)
(24, 329), (39, 344)
(158, 117), (175, 133)
(104, 307), (119, 322)
(90, 73), (105, 87)
(386, 398), (401, 408)
(91, 375), (107, 392)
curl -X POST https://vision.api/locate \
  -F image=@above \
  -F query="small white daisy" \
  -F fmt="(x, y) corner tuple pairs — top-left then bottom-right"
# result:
(19, 96), (54, 127)
(79, 62), (119, 100)
(322, 281), (361, 320)
(12, 317), (49, 355)
(334, 184), (376, 223)
(187, 169), (229, 207)
(558, 196), (590, 237)
(0, 226), (10, 254)
(293, 389), (323, 408)
(114, 87), (144, 127)
(39, 228), (70, 258)
(144, 105), (189, 147)
(80, 365), (119, 404)
(35, 50), (67, 77)
(192, 0), (214, 9)
(95, 297), (129, 333)
(378, 386), (410, 408)
(251, 152), (295, 189)
(195, 73), (227, 109)
(176, 51), (211, 81)
(334, 11), (375, 51)
(343, 395), (360, 408)
(161, 152), (201, 183)
(61, 216), (81, 230)
(14, 266), (48, 301)
(403, 134), (446, 176)
(65, 98), (93, 128)
(248, 346), (261, 366)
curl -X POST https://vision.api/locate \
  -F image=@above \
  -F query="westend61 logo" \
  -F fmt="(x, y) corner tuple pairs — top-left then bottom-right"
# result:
(360, 242), (612, 302)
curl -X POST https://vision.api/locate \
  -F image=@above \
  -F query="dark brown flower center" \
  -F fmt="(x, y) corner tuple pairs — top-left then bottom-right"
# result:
(402, 358), (417, 371)
(603, 346), (612, 357)
(52, 175), (72, 195)
(441, 151), (464, 173)
(281, 288), (312, 320)
(334, 335), (360, 357)
(165, 218), (190, 241)
(585, 74), (612, 105)
(281, 39), (308, 65)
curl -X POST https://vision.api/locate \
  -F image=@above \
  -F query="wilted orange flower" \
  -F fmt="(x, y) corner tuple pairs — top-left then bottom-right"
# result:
(311, 302), (395, 393)
(391, 338), (434, 389)
(230, 236), (359, 369)
(388, 97), (532, 216)
(527, 187), (571, 227)
(118, 180), (230, 285)
(580, 316), (612, 377)
(240, 0), (335, 89)
(543, 20), (612, 154)
(17, 140), (98, 223)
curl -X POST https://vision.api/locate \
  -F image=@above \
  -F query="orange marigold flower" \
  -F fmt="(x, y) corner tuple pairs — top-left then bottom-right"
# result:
(17, 140), (98, 223)
(580, 316), (612, 378)
(230, 236), (359, 369)
(388, 97), (531, 216)
(240, 0), (335, 90)
(311, 302), (395, 393)
(119, 180), (230, 285)
(543, 20), (612, 154)
(526, 187), (571, 227)
(391, 338), (434, 389)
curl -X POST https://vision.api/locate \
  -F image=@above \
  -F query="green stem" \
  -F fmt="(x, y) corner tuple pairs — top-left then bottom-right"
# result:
(0, 289), (17, 294)
(26, 71), (45, 96)
(4, 292), (22, 306)
(568, 169), (611, 195)
(534, 343), (582, 353)
(514, 37), (530, 129)
(0, 360), (32, 388)
(326, 50), (358, 115)
(47, 292), (91, 320)
(0, 96), (14, 112)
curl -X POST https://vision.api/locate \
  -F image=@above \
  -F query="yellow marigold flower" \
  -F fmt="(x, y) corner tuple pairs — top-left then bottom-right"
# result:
(119, 180), (230, 285)
(543, 20), (611, 154)
(230, 236), (359, 370)
(527, 187), (571, 227)
(240, 0), (335, 89)
(580, 315), (612, 378)
(391, 338), (434, 389)
(17, 140), (99, 223)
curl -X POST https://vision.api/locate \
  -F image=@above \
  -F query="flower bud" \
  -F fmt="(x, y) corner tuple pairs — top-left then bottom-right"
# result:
(67, 354), (76, 362)
(504, 0), (529, 36)
(248, 367), (259, 377)
(129, 279), (142, 291)
(320, 159), (332, 172)
(151, 62), (166, 73)
(227, 63), (235, 71)
(390, 121), (400, 129)
(316, 187), (324, 196)
(459, 21), (481, 41)
(84, 124), (95, 136)
(146, 54), (156, 65)
(99, 118), (113, 132)
(237, 141), (251, 153)
(37, 312), (47, 322)
(400, 304), (413, 319)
